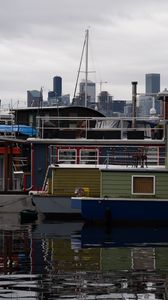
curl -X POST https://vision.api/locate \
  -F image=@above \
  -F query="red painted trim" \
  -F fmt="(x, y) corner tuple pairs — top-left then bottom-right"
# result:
(31, 144), (35, 190)
(0, 146), (21, 154)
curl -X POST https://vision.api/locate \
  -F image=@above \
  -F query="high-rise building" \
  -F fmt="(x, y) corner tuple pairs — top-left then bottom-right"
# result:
(145, 73), (160, 94)
(140, 73), (161, 117)
(27, 90), (43, 107)
(138, 95), (154, 117)
(98, 91), (113, 116)
(138, 94), (161, 117)
(124, 102), (132, 117)
(79, 80), (96, 108)
(47, 75), (70, 107)
(112, 100), (126, 114)
(53, 76), (62, 97)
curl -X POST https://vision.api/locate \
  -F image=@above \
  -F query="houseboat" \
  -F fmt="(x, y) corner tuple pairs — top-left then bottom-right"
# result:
(68, 118), (168, 224)
(30, 164), (100, 218)
(28, 111), (167, 219)
(71, 163), (168, 224)
(0, 115), (37, 213)
(31, 152), (168, 223)
(28, 113), (165, 191)
(15, 84), (168, 219)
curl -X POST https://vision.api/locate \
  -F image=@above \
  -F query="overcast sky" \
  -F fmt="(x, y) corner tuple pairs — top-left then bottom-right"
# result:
(1, 0), (168, 107)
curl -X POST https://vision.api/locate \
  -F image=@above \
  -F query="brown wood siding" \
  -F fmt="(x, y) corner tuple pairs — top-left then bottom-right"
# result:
(51, 167), (100, 197)
(133, 177), (154, 194)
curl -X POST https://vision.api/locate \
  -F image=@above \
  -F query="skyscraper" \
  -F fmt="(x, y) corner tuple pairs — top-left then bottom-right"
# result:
(145, 73), (160, 94)
(98, 91), (113, 116)
(138, 73), (161, 117)
(53, 76), (62, 97)
(27, 90), (43, 107)
(79, 80), (96, 108)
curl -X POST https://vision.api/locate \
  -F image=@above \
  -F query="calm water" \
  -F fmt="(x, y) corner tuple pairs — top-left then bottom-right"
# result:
(0, 214), (168, 299)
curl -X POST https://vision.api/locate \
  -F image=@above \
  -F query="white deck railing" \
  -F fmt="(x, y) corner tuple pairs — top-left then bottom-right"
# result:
(35, 116), (165, 140)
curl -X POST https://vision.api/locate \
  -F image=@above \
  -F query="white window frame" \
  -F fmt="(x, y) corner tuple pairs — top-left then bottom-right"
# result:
(79, 148), (99, 164)
(131, 175), (155, 195)
(58, 149), (77, 164)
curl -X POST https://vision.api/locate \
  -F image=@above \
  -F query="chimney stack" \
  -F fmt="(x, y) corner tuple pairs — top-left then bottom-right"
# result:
(132, 81), (137, 129)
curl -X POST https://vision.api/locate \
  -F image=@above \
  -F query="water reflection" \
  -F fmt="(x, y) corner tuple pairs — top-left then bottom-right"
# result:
(76, 224), (168, 248)
(0, 214), (168, 299)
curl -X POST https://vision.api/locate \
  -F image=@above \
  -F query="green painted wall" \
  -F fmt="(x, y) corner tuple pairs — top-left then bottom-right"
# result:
(101, 170), (168, 198)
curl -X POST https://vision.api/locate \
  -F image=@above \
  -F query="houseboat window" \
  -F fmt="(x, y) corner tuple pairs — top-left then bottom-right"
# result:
(132, 176), (155, 195)
(79, 149), (98, 164)
(58, 149), (77, 164)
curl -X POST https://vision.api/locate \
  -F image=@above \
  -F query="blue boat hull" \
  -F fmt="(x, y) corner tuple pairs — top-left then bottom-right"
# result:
(81, 198), (168, 224)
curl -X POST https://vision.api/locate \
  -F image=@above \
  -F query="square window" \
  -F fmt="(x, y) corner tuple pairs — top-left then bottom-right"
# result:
(79, 149), (98, 164)
(132, 176), (155, 195)
(58, 149), (77, 164)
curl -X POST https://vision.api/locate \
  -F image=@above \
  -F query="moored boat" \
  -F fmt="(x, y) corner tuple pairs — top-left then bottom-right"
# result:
(29, 124), (168, 222)
(0, 139), (37, 214)
(27, 89), (168, 220)
(71, 162), (168, 224)
(30, 164), (100, 219)
(0, 193), (37, 213)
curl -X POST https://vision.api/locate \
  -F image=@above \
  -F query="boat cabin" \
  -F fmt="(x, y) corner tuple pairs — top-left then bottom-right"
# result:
(0, 137), (31, 192)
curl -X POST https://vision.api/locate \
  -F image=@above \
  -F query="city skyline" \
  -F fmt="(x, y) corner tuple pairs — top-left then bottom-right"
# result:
(1, 0), (168, 107)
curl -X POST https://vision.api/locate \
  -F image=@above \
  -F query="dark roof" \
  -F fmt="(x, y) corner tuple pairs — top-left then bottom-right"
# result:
(12, 105), (105, 117)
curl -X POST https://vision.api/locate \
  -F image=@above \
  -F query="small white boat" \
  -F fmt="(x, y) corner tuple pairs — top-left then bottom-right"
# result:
(30, 164), (100, 218)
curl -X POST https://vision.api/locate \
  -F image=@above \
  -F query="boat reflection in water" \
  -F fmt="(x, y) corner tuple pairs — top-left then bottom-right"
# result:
(73, 223), (168, 248)
(34, 222), (168, 299)
(71, 224), (168, 274)
(1, 218), (168, 299)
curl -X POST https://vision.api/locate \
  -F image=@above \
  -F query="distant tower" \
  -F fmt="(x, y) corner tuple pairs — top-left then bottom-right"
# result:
(27, 90), (43, 107)
(53, 76), (62, 97)
(98, 91), (113, 116)
(144, 73), (161, 116)
(145, 73), (160, 94)
(79, 80), (96, 108)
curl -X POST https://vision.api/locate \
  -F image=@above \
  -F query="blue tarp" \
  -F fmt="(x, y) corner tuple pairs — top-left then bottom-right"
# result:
(0, 125), (37, 137)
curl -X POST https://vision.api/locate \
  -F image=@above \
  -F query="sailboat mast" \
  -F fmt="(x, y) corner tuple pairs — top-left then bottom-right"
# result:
(73, 34), (86, 100)
(85, 29), (89, 107)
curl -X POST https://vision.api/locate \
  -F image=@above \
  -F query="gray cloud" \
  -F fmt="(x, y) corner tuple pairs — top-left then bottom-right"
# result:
(0, 0), (168, 106)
